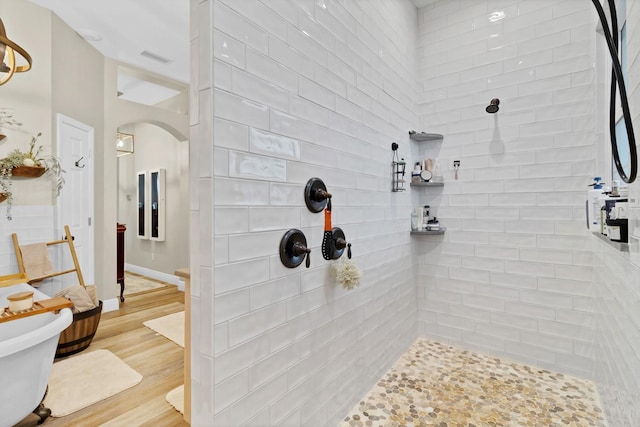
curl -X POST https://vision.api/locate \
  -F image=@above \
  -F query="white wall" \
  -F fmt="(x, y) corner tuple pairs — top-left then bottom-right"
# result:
(117, 122), (189, 276)
(592, 0), (640, 424)
(191, 0), (421, 425)
(415, 0), (598, 379)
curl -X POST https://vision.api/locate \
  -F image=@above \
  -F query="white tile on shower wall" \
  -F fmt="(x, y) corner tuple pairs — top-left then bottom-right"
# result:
(328, 53), (357, 87)
(215, 118), (249, 151)
(250, 275), (301, 311)
(220, 0), (288, 42)
(250, 128), (301, 161)
(520, 248), (572, 265)
(535, 9), (591, 39)
(228, 374), (288, 425)
(215, 89), (269, 130)
(269, 182), (305, 206)
(259, 0), (298, 26)
(535, 101), (593, 123)
(248, 206), (301, 231)
(538, 277), (593, 297)
(215, 178), (270, 205)
(287, 24), (329, 68)
(215, 2), (269, 54)
(215, 289), (251, 323)
(552, 40), (592, 63)
(270, 109), (319, 143)
(518, 74), (571, 96)
(228, 302), (288, 347)
(268, 36), (315, 80)
(553, 131), (595, 149)
(215, 207), (249, 235)
(519, 118), (572, 138)
(519, 29), (572, 56)
(246, 49), (298, 93)
(505, 259), (555, 277)
(232, 68), (290, 111)
(214, 59), (232, 91)
(249, 342), (300, 393)
(290, 96), (332, 127)
(214, 29), (245, 68)
(537, 234), (592, 251)
(215, 256), (271, 295)
(539, 319), (593, 342)
(299, 77), (336, 110)
(228, 230), (283, 262)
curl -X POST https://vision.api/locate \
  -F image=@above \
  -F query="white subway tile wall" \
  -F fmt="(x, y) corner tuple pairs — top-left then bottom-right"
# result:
(209, 0), (419, 424)
(188, 0), (640, 424)
(591, 0), (640, 423)
(416, 0), (598, 379)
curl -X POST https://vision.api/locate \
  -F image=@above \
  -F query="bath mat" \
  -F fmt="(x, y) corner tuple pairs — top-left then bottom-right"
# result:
(166, 384), (184, 414)
(44, 349), (142, 417)
(123, 271), (169, 296)
(143, 311), (184, 347)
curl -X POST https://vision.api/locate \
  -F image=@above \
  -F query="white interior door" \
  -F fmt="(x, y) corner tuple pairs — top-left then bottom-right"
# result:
(56, 114), (95, 286)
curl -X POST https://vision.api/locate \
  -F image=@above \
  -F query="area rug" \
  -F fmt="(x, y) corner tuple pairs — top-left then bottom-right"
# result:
(143, 311), (184, 347)
(166, 385), (184, 414)
(44, 349), (142, 417)
(123, 271), (169, 295)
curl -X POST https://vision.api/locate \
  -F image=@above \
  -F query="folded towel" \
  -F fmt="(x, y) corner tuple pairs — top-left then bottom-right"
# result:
(20, 243), (54, 280)
(85, 285), (99, 306)
(55, 285), (97, 314)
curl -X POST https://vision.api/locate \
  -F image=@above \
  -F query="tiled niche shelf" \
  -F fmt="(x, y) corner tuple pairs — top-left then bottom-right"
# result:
(410, 228), (447, 235)
(409, 132), (443, 142)
(593, 231), (630, 252)
(410, 181), (444, 187)
(409, 131), (445, 235)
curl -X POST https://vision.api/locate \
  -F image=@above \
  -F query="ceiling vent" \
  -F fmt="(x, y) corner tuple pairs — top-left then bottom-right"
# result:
(140, 50), (172, 64)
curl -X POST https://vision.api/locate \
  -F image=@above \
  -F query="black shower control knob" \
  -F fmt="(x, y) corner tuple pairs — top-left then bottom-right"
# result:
(335, 237), (347, 250)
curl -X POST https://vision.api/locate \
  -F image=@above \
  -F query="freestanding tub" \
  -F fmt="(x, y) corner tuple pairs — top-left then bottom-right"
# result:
(0, 283), (72, 427)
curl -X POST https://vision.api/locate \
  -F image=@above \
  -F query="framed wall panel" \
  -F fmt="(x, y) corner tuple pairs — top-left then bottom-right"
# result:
(149, 168), (166, 241)
(137, 171), (148, 239)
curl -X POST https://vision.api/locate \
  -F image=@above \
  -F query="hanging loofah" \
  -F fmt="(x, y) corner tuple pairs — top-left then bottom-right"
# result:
(332, 257), (362, 290)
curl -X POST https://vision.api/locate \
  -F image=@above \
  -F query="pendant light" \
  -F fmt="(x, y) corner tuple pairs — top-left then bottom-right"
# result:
(0, 18), (32, 86)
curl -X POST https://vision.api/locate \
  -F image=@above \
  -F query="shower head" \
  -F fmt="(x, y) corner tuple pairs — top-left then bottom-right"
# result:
(486, 98), (500, 114)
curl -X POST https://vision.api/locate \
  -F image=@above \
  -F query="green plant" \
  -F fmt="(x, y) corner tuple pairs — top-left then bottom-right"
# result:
(0, 132), (66, 220)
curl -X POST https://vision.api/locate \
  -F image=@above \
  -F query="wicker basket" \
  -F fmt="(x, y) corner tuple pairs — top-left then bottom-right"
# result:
(55, 300), (103, 359)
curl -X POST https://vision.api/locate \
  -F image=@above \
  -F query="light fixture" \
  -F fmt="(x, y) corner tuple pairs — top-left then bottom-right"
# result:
(116, 132), (134, 157)
(0, 18), (32, 86)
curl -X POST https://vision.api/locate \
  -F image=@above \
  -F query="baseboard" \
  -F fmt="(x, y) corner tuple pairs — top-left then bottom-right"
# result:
(124, 263), (181, 287)
(102, 298), (119, 313)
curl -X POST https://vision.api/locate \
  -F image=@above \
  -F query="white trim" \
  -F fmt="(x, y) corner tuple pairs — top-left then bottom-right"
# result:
(102, 298), (120, 313)
(124, 263), (181, 287)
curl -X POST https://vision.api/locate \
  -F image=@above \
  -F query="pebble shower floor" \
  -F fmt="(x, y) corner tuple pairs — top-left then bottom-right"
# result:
(340, 338), (605, 427)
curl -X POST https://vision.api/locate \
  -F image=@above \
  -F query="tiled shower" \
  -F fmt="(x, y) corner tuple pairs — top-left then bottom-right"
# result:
(189, 0), (640, 425)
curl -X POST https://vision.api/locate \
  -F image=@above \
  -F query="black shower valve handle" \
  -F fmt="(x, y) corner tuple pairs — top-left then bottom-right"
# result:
(313, 189), (332, 202)
(334, 237), (352, 259)
(292, 242), (311, 268)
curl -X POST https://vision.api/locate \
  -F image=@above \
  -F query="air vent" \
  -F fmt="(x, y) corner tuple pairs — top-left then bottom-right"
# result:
(140, 50), (172, 64)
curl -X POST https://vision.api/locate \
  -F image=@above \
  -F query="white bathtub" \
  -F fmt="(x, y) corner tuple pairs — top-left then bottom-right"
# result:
(0, 283), (72, 427)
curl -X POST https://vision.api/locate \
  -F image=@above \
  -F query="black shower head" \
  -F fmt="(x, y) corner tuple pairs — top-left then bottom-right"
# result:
(486, 98), (500, 113)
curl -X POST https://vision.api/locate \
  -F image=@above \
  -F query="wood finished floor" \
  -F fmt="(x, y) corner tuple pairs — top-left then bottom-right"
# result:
(43, 286), (188, 427)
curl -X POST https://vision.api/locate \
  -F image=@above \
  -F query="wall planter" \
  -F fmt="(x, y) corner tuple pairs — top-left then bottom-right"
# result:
(0, 193), (7, 203)
(11, 165), (46, 178)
